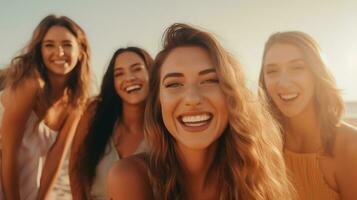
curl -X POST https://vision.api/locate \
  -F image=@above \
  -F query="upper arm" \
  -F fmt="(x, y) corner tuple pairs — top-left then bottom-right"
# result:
(1, 78), (39, 155)
(107, 157), (153, 200)
(335, 124), (357, 200)
(69, 100), (98, 170)
(68, 100), (97, 196)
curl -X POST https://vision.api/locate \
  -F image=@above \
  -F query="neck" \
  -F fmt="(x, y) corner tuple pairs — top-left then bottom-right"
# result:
(48, 73), (68, 104)
(176, 142), (218, 193)
(284, 101), (322, 152)
(121, 102), (145, 133)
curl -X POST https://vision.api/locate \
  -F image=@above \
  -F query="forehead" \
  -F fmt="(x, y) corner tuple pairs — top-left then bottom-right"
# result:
(264, 43), (304, 65)
(114, 51), (144, 69)
(43, 25), (77, 41)
(160, 46), (213, 76)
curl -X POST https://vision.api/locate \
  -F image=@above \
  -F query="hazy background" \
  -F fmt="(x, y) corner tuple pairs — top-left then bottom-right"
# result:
(1, 0), (356, 101)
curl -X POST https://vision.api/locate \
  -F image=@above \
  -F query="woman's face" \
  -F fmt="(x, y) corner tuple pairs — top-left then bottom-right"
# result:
(263, 43), (315, 118)
(41, 25), (81, 77)
(159, 46), (229, 151)
(114, 51), (149, 105)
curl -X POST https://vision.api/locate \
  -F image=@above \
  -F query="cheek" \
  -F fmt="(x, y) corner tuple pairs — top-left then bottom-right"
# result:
(301, 74), (315, 99)
(71, 48), (81, 61)
(41, 49), (49, 61)
(141, 72), (150, 85)
(114, 78), (122, 95)
(264, 78), (276, 98)
(159, 90), (177, 128)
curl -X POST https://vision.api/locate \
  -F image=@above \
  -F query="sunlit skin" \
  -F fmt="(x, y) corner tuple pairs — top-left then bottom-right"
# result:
(107, 46), (229, 200)
(112, 51), (149, 157)
(263, 43), (315, 119)
(114, 52), (149, 106)
(159, 46), (229, 199)
(41, 26), (81, 78)
(263, 42), (357, 200)
(1, 25), (84, 200)
(160, 46), (229, 152)
(69, 50), (150, 200)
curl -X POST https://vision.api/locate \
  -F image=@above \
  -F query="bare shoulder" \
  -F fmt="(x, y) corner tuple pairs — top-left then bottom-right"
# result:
(107, 154), (153, 200)
(335, 122), (357, 158)
(2, 76), (40, 105)
(1, 77), (41, 118)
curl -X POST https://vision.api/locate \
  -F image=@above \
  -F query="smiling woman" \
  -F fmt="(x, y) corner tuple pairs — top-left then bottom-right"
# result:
(69, 47), (153, 200)
(107, 23), (294, 200)
(0, 15), (91, 199)
(259, 31), (357, 200)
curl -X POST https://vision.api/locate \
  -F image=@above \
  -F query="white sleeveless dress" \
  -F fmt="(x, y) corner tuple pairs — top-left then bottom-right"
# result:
(90, 139), (148, 200)
(0, 95), (58, 200)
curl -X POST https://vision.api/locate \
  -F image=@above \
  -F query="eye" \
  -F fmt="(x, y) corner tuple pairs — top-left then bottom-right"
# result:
(63, 43), (73, 48)
(201, 78), (219, 84)
(43, 43), (54, 48)
(133, 67), (142, 72)
(114, 72), (124, 77)
(265, 69), (278, 74)
(292, 65), (305, 70)
(164, 82), (183, 88)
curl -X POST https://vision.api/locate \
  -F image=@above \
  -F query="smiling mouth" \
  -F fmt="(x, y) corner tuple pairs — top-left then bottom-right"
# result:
(125, 84), (142, 93)
(53, 60), (67, 65)
(178, 113), (212, 128)
(279, 93), (299, 102)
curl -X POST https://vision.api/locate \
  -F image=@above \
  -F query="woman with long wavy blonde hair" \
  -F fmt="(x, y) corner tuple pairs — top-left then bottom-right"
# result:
(259, 31), (357, 199)
(0, 15), (91, 199)
(108, 23), (294, 200)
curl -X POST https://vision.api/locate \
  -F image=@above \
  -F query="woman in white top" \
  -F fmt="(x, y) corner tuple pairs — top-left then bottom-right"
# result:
(69, 47), (152, 200)
(0, 15), (91, 200)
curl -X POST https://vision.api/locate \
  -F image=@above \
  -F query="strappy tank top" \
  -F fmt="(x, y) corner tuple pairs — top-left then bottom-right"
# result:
(90, 139), (148, 200)
(0, 93), (59, 200)
(284, 149), (340, 200)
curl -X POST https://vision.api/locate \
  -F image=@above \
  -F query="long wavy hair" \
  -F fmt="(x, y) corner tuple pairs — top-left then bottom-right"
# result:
(144, 23), (294, 200)
(76, 47), (153, 197)
(0, 68), (7, 91)
(258, 31), (344, 156)
(4, 14), (91, 108)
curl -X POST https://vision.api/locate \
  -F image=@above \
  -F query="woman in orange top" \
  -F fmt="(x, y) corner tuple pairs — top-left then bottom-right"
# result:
(259, 31), (357, 200)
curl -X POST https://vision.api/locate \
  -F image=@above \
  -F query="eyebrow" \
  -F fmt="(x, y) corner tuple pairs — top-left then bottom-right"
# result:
(199, 68), (216, 75)
(114, 62), (143, 72)
(162, 72), (183, 83)
(264, 59), (305, 67)
(42, 39), (74, 43)
(288, 58), (305, 64)
(161, 68), (216, 83)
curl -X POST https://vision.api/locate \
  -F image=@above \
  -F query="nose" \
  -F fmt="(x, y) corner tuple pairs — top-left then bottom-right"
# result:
(184, 84), (202, 107)
(277, 72), (293, 88)
(56, 46), (64, 57)
(124, 71), (136, 83)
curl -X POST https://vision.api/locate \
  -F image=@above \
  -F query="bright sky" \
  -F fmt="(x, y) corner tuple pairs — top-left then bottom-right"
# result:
(1, 0), (356, 101)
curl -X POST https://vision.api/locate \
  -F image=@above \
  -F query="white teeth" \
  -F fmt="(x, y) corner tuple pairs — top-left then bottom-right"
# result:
(126, 85), (141, 92)
(280, 93), (298, 100)
(181, 114), (211, 123)
(53, 60), (66, 65)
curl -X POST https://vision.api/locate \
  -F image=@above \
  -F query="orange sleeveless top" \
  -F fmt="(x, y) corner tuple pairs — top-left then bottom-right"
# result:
(284, 149), (340, 200)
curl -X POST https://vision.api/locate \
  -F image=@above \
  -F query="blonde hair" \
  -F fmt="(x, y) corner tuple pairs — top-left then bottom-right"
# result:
(144, 23), (294, 200)
(5, 14), (91, 108)
(259, 31), (344, 155)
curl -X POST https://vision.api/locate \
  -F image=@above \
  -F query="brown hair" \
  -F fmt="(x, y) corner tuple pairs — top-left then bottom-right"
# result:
(259, 31), (344, 155)
(76, 47), (153, 197)
(144, 23), (294, 200)
(5, 14), (91, 108)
